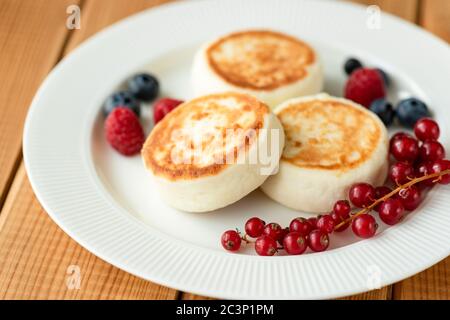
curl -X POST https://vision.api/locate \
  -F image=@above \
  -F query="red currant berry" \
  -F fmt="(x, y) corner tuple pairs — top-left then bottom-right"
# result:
(397, 185), (422, 211)
(255, 235), (277, 256)
(378, 198), (405, 225)
(308, 230), (330, 252)
(333, 200), (351, 218)
(390, 136), (419, 162)
(307, 217), (319, 230)
(349, 183), (376, 208)
(331, 213), (350, 232)
(419, 140), (445, 162)
(415, 161), (436, 188)
(390, 132), (413, 150)
(389, 162), (415, 185)
(278, 227), (290, 245)
(352, 214), (378, 238)
(374, 186), (392, 211)
(332, 200), (351, 232)
(431, 159), (450, 185)
(283, 232), (307, 255)
(316, 215), (336, 234)
(153, 98), (183, 124)
(263, 223), (284, 242)
(244, 217), (265, 238)
(221, 230), (241, 252)
(289, 217), (312, 237)
(414, 118), (440, 141)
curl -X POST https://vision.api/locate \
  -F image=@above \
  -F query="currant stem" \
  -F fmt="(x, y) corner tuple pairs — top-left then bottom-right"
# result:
(241, 234), (255, 244)
(334, 168), (450, 230)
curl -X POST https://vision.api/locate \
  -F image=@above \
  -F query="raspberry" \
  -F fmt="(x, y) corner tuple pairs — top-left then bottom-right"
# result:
(344, 68), (386, 108)
(105, 107), (145, 156)
(153, 98), (183, 124)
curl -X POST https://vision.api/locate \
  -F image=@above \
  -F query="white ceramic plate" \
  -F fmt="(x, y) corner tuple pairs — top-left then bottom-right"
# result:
(23, 0), (450, 299)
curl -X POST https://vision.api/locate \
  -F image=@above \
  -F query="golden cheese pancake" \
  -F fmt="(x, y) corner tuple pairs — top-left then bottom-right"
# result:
(142, 92), (284, 212)
(261, 94), (388, 212)
(191, 30), (323, 108)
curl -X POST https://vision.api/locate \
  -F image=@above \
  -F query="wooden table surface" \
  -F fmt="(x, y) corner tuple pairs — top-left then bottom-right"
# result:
(0, 0), (448, 300)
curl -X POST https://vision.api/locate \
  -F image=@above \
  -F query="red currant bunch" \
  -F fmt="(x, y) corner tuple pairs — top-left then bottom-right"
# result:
(221, 119), (449, 256)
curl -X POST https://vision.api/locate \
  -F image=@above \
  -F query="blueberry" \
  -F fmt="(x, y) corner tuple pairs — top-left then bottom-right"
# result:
(128, 73), (159, 102)
(344, 58), (363, 75)
(376, 68), (390, 87)
(370, 98), (395, 126)
(396, 98), (430, 128)
(103, 91), (140, 117)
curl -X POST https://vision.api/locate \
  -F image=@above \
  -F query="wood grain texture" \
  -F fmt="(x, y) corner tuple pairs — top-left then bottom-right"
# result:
(349, 0), (419, 22)
(0, 0), (76, 208)
(182, 293), (214, 300)
(64, 0), (174, 54)
(392, 257), (449, 300)
(420, 0), (450, 43)
(340, 287), (391, 300)
(0, 165), (177, 299)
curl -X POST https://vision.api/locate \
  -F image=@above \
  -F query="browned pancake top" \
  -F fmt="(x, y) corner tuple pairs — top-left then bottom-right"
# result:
(142, 93), (269, 181)
(277, 99), (381, 171)
(206, 30), (315, 90)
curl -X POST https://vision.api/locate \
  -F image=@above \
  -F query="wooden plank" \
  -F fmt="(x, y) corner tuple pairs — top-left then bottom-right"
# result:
(0, 165), (177, 299)
(340, 287), (391, 300)
(350, 0), (419, 22)
(0, 0), (177, 299)
(393, 257), (449, 300)
(0, 0), (77, 207)
(392, 0), (450, 300)
(182, 293), (214, 300)
(181, 292), (214, 300)
(64, 0), (174, 54)
(420, 0), (450, 43)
